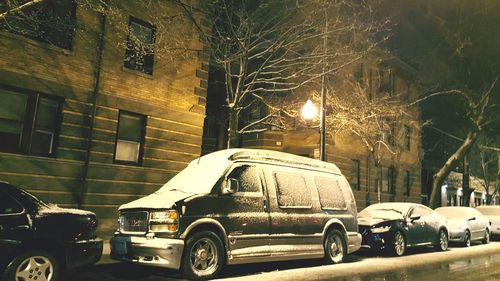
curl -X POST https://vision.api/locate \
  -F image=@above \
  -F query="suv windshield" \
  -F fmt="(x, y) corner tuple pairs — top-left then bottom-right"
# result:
(157, 156), (232, 194)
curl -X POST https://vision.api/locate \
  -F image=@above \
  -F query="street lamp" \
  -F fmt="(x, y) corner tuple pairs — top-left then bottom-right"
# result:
(302, 99), (326, 161)
(301, 99), (318, 121)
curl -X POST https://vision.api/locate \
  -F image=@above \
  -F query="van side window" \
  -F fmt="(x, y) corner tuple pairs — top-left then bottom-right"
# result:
(314, 176), (346, 209)
(274, 172), (311, 208)
(227, 166), (261, 193)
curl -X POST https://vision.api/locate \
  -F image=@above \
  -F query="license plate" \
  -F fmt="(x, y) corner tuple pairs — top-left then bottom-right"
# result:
(113, 241), (128, 256)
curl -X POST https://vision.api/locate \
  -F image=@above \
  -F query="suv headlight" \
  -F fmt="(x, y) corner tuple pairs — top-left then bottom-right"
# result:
(371, 225), (391, 233)
(149, 210), (179, 233)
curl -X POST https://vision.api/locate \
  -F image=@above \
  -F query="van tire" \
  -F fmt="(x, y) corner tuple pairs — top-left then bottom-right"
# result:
(181, 231), (224, 280)
(324, 229), (346, 264)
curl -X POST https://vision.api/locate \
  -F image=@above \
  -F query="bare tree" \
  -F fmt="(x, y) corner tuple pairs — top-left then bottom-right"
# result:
(427, 81), (497, 208)
(322, 66), (418, 202)
(177, 0), (385, 148)
(471, 137), (500, 205)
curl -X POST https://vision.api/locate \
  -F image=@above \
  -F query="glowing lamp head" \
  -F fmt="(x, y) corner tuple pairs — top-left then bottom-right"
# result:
(302, 99), (318, 120)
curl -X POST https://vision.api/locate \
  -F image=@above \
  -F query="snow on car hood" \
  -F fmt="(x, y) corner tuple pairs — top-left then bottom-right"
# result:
(119, 190), (193, 210)
(37, 204), (95, 217)
(358, 216), (399, 226)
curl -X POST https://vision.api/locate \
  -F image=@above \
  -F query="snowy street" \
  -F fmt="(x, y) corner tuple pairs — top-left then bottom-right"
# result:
(66, 241), (500, 281)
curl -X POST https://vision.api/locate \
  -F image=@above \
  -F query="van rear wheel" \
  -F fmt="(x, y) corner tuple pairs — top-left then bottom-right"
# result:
(324, 229), (346, 264)
(181, 231), (224, 281)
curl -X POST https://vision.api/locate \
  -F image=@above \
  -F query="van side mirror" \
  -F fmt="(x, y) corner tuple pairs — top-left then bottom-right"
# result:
(468, 217), (476, 221)
(222, 178), (239, 194)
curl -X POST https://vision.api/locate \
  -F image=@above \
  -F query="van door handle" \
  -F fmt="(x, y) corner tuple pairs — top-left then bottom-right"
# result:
(263, 198), (268, 212)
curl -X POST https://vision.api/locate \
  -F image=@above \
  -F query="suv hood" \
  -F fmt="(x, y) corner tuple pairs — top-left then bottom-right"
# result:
(119, 190), (194, 210)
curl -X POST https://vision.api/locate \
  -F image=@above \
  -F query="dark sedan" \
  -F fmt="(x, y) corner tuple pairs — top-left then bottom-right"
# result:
(0, 181), (102, 281)
(358, 202), (448, 256)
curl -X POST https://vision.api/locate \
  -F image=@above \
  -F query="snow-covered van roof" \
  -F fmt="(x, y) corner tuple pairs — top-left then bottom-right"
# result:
(221, 148), (342, 174)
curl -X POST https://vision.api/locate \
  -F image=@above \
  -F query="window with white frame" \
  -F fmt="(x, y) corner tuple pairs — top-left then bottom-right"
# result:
(114, 111), (146, 165)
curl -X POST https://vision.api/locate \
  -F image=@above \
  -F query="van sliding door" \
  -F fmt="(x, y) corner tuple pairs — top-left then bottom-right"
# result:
(264, 166), (324, 259)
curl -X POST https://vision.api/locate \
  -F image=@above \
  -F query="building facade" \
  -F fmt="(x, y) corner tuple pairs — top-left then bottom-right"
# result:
(0, 1), (208, 236)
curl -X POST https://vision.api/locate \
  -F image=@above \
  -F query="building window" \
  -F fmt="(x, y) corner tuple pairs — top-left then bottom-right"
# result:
(114, 111), (146, 165)
(404, 171), (411, 196)
(388, 167), (395, 194)
(124, 17), (155, 75)
(0, 0), (76, 50)
(350, 159), (360, 190)
(378, 68), (395, 95)
(381, 166), (395, 193)
(403, 125), (411, 151)
(0, 88), (62, 157)
(381, 118), (395, 146)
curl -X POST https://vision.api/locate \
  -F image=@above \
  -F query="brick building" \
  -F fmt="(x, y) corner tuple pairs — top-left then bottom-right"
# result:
(0, 1), (207, 236)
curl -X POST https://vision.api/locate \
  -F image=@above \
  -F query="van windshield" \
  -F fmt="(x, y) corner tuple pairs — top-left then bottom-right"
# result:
(157, 156), (232, 194)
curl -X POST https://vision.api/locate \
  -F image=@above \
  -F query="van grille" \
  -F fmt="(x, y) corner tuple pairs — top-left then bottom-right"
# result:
(120, 211), (148, 233)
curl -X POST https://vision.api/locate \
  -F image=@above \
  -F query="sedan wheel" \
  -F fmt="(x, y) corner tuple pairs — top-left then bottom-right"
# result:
(435, 229), (448, 251)
(482, 230), (490, 244)
(391, 231), (406, 256)
(463, 230), (471, 247)
(4, 251), (59, 281)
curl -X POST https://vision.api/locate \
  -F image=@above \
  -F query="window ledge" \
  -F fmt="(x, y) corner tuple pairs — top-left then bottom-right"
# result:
(121, 66), (155, 79)
(0, 31), (74, 56)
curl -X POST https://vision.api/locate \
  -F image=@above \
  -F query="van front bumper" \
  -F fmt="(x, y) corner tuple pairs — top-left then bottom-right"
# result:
(110, 235), (184, 270)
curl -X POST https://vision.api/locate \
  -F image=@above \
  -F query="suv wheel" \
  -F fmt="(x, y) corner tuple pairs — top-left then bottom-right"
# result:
(391, 231), (406, 256)
(3, 250), (60, 281)
(324, 229), (346, 264)
(182, 231), (224, 280)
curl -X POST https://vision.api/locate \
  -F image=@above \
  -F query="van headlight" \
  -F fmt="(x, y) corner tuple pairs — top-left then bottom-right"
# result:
(149, 210), (179, 233)
(371, 225), (391, 233)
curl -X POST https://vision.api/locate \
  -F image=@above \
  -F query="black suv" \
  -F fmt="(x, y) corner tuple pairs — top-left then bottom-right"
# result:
(0, 181), (102, 281)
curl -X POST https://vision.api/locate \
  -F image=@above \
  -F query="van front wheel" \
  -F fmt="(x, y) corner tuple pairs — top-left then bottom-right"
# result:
(182, 231), (224, 281)
(324, 229), (346, 264)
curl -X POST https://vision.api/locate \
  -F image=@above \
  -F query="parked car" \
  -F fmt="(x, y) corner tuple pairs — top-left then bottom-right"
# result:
(476, 205), (500, 236)
(110, 148), (361, 280)
(0, 181), (102, 281)
(358, 202), (448, 256)
(435, 206), (490, 246)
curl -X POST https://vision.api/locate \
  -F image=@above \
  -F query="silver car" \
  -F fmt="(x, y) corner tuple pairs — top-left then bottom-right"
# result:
(476, 205), (500, 236)
(435, 206), (490, 247)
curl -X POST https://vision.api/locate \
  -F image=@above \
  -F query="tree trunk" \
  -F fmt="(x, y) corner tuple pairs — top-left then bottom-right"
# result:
(227, 109), (240, 148)
(429, 131), (478, 208)
(462, 153), (472, 206)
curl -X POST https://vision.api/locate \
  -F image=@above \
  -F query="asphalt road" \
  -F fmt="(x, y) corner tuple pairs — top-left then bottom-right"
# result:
(65, 240), (500, 281)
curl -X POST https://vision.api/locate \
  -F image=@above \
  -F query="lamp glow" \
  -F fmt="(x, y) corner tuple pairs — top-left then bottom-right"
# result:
(302, 99), (318, 120)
